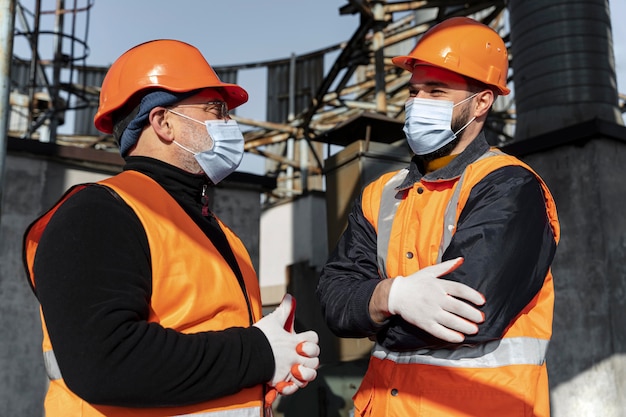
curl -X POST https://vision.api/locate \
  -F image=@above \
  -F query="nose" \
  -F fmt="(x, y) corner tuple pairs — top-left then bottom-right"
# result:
(407, 91), (428, 102)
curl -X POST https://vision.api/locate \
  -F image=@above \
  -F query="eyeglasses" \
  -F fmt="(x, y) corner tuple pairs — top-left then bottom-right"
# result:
(171, 101), (229, 120)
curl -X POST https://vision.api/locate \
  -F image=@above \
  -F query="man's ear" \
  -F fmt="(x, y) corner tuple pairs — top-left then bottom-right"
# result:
(149, 107), (174, 143)
(474, 89), (495, 118)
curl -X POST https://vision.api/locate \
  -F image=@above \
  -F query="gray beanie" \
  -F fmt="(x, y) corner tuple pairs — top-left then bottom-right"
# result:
(116, 89), (198, 156)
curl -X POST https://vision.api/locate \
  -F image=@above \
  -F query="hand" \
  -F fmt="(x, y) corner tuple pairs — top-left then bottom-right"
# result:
(278, 296), (319, 393)
(387, 257), (485, 343)
(265, 361), (319, 405)
(253, 294), (320, 401)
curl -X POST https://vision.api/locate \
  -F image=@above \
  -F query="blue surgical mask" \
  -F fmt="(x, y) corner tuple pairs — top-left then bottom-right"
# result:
(403, 94), (477, 155)
(169, 110), (245, 184)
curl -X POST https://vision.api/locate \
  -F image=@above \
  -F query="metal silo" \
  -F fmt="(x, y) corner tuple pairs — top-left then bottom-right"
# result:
(508, 0), (623, 140)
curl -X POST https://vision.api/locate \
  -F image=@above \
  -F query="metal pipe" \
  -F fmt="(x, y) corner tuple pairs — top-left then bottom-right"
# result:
(27, 0), (41, 139)
(286, 53), (296, 194)
(0, 0), (16, 230)
(48, 0), (65, 143)
(372, 1), (387, 115)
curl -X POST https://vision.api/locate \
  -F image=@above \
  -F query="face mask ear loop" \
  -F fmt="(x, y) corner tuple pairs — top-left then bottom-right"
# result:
(453, 92), (479, 108)
(167, 109), (208, 155)
(168, 109), (205, 126)
(453, 116), (476, 137)
(451, 92), (479, 136)
(172, 140), (198, 156)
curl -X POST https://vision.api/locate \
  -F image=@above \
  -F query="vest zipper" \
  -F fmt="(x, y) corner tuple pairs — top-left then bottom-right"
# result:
(201, 184), (210, 217)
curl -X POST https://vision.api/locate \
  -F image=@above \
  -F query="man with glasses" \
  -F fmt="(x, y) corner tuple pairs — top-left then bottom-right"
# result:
(23, 39), (320, 417)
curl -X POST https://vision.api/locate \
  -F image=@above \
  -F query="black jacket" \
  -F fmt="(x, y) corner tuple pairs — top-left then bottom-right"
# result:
(317, 134), (557, 350)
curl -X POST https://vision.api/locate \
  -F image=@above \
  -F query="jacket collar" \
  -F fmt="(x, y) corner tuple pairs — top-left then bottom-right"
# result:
(398, 132), (491, 189)
(123, 156), (210, 206)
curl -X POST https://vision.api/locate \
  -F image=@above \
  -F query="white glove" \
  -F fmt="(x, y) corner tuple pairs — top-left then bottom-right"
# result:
(253, 294), (320, 398)
(387, 257), (485, 343)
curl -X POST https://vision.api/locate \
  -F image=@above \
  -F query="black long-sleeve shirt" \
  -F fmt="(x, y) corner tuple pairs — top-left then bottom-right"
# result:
(317, 135), (558, 350)
(31, 156), (273, 407)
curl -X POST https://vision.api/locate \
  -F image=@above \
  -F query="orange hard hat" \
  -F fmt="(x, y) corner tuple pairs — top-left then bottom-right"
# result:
(392, 17), (510, 95)
(94, 39), (248, 133)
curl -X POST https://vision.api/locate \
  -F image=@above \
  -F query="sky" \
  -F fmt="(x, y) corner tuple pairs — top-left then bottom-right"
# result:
(12, 0), (359, 173)
(86, 0), (358, 122)
(13, 0), (358, 121)
(11, 0), (626, 174)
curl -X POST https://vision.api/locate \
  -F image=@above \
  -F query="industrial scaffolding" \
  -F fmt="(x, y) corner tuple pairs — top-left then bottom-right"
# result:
(6, 0), (626, 204)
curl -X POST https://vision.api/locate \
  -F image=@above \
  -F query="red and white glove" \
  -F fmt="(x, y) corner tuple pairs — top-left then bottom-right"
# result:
(253, 294), (320, 405)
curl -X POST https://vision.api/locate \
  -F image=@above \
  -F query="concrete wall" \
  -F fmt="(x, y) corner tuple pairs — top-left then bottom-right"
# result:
(259, 192), (329, 305)
(519, 137), (626, 416)
(0, 152), (263, 415)
(0, 154), (110, 416)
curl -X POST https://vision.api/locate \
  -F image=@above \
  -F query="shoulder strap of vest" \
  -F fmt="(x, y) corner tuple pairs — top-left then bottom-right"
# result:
(377, 150), (502, 276)
(376, 169), (409, 278)
(436, 149), (502, 263)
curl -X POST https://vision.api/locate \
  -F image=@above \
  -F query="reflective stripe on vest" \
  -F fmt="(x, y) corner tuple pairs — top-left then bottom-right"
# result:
(43, 349), (62, 380)
(376, 169), (409, 278)
(376, 150), (502, 275)
(372, 336), (548, 368)
(42, 350), (262, 417)
(171, 407), (262, 417)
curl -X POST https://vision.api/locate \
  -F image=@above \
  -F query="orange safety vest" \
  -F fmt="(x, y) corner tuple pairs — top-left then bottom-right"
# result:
(24, 171), (265, 417)
(355, 150), (560, 417)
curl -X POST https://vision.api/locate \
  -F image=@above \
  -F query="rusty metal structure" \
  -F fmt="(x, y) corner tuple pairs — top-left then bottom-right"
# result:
(235, 1), (515, 203)
(9, 0), (626, 204)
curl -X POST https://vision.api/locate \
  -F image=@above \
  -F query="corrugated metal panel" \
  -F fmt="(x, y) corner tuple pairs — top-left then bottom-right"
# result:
(73, 66), (107, 136)
(266, 54), (324, 123)
(215, 68), (238, 85)
(215, 68), (240, 115)
(10, 59), (32, 94)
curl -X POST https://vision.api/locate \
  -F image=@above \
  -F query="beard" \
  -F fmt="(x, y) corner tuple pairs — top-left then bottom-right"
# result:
(418, 100), (472, 163)
(174, 121), (211, 174)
